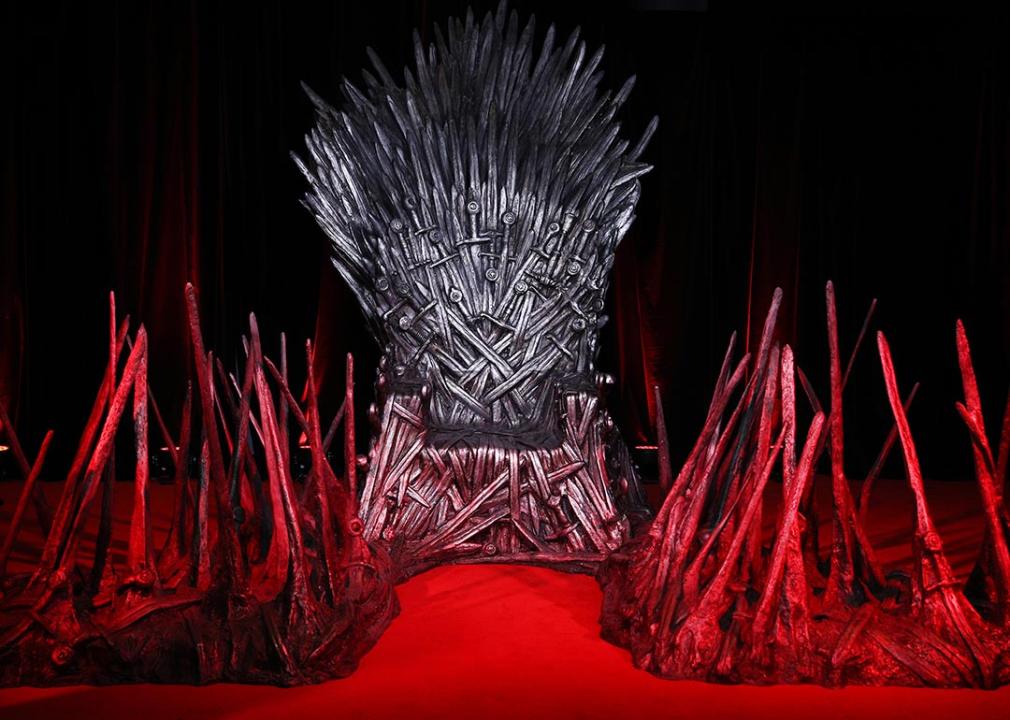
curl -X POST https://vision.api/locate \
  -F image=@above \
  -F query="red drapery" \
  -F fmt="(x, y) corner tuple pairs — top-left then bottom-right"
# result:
(2, 4), (1008, 478)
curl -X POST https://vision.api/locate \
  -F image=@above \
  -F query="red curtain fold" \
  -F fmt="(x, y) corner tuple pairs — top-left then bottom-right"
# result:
(1, 5), (1008, 479)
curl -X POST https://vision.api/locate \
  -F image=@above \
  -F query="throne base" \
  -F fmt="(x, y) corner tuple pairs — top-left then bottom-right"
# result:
(358, 380), (648, 579)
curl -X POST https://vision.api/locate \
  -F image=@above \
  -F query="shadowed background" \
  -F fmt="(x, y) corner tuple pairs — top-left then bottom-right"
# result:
(1, 2), (1008, 481)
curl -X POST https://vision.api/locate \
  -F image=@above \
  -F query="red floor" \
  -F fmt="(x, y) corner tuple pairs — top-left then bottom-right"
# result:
(2, 478), (1010, 719)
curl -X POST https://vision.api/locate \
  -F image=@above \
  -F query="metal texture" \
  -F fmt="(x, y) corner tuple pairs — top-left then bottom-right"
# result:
(0, 288), (398, 686)
(598, 282), (1010, 688)
(296, 2), (654, 571)
(357, 377), (648, 578)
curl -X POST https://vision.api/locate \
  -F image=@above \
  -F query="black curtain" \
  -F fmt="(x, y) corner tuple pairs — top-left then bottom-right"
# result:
(2, 2), (1008, 480)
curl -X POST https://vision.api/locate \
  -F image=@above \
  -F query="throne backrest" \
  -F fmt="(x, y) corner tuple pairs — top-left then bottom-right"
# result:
(296, 4), (655, 431)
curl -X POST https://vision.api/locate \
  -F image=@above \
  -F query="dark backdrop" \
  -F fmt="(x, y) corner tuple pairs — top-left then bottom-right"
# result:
(2, 2), (1008, 481)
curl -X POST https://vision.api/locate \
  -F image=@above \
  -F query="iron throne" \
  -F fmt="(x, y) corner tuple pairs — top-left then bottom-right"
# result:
(295, 4), (655, 576)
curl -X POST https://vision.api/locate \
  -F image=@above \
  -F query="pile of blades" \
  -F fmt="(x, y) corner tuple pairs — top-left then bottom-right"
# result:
(0, 285), (397, 686)
(600, 281), (1010, 688)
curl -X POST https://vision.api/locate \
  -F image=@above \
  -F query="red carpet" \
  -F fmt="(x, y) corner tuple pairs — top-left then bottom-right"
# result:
(2, 479), (1009, 719)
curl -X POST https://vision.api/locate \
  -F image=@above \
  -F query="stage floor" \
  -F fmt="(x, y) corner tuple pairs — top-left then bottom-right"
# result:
(1, 477), (1009, 719)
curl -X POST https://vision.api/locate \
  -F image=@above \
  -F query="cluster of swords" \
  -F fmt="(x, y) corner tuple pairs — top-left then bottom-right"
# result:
(357, 376), (648, 577)
(599, 281), (1010, 688)
(295, 6), (655, 432)
(4, 1), (1010, 690)
(1, 279), (1009, 689)
(0, 285), (397, 686)
(296, 7), (656, 573)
